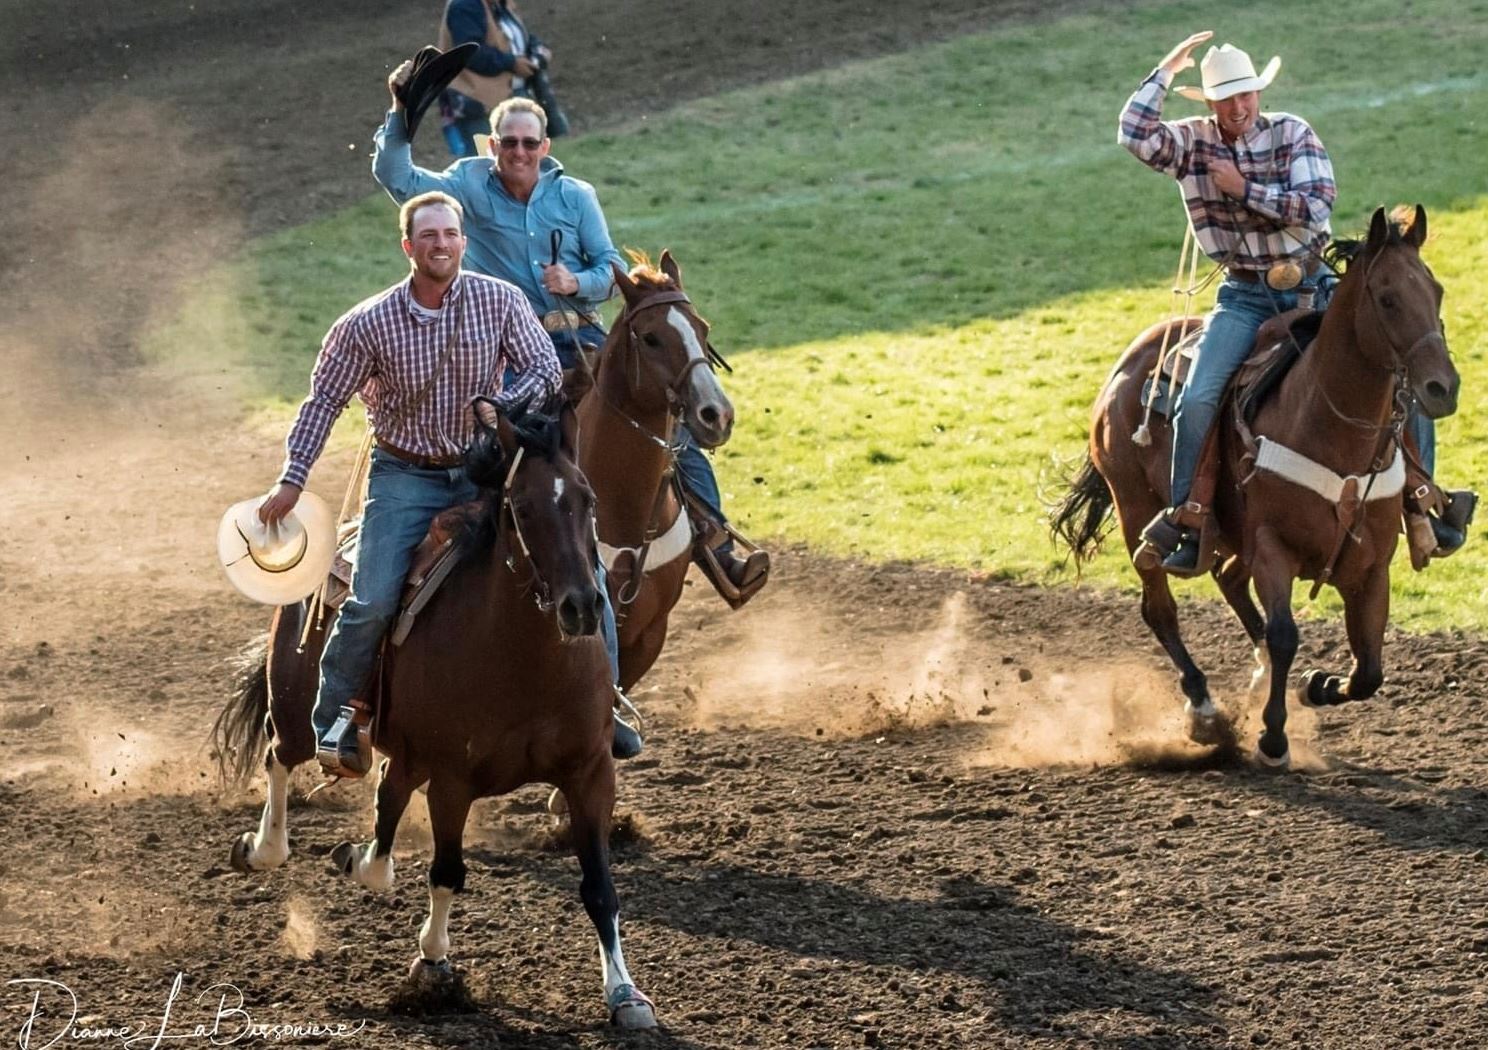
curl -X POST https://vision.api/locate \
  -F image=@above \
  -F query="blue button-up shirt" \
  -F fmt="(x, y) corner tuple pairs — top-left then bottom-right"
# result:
(372, 110), (623, 316)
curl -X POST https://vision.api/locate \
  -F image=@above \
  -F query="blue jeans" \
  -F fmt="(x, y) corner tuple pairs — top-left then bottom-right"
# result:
(1170, 275), (1333, 506)
(1409, 410), (1436, 475)
(313, 448), (620, 738)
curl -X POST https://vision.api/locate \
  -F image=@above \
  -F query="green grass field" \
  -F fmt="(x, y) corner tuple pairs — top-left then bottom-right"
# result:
(148, 0), (1488, 629)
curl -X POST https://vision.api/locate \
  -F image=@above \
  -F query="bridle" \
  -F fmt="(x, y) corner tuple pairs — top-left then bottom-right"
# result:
(598, 288), (732, 452)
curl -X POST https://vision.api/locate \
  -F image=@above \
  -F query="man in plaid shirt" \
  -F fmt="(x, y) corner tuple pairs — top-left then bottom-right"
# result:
(256, 192), (637, 776)
(1119, 32), (1337, 572)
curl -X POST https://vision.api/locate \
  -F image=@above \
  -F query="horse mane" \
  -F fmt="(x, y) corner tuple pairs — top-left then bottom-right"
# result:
(1324, 205), (1421, 272)
(622, 248), (677, 291)
(457, 401), (567, 555)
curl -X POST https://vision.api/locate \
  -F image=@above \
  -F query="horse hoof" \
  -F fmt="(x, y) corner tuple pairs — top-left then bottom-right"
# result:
(1184, 699), (1224, 745)
(330, 841), (356, 877)
(229, 832), (256, 874)
(1252, 744), (1291, 771)
(408, 956), (452, 983)
(1297, 669), (1343, 709)
(608, 986), (657, 1030)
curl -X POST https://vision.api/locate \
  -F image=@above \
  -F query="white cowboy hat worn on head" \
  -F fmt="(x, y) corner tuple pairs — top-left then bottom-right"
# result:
(1176, 44), (1281, 101)
(217, 492), (337, 606)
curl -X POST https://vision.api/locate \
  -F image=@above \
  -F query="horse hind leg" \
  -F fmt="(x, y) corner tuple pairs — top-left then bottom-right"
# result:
(330, 759), (416, 893)
(230, 743), (292, 873)
(1136, 565), (1223, 744)
(1213, 556), (1269, 693)
(563, 759), (656, 1030)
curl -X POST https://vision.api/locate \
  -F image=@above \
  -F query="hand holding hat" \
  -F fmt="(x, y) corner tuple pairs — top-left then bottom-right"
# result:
(217, 488), (337, 606)
(390, 42), (480, 140)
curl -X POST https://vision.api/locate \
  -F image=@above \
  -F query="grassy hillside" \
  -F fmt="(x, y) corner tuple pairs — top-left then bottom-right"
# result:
(148, 0), (1488, 629)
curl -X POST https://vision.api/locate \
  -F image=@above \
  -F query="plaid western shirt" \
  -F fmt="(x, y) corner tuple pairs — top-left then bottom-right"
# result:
(278, 272), (559, 488)
(1118, 68), (1336, 270)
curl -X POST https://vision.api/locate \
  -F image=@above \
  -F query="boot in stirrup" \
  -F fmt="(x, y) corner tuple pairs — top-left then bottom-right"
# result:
(612, 686), (644, 760)
(316, 703), (373, 779)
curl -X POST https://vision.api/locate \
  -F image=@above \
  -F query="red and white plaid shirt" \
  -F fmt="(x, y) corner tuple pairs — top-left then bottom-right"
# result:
(1119, 69), (1336, 270)
(278, 272), (558, 487)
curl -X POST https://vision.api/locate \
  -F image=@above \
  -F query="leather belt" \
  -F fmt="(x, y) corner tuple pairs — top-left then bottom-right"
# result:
(1227, 258), (1322, 285)
(541, 309), (602, 334)
(375, 437), (462, 470)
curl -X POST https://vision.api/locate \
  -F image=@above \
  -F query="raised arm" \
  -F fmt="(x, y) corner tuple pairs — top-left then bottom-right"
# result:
(1117, 31), (1213, 178)
(371, 61), (465, 203)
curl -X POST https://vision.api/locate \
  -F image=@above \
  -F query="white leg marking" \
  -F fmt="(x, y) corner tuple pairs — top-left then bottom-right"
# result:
(1250, 646), (1271, 693)
(600, 914), (637, 1000)
(248, 756), (291, 869)
(350, 843), (395, 893)
(419, 885), (455, 962)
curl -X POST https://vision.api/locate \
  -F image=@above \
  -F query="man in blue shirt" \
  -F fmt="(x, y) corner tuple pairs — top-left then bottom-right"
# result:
(373, 79), (771, 605)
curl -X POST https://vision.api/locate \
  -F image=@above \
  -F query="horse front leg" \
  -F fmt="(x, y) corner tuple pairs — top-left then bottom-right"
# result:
(1250, 532), (1300, 768)
(230, 744), (292, 873)
(406, 778), (473, 985)
(1302, 565), (1389, 707)
(330, 758), (416, 892)
(1213, 556), (1269, 693)
(564, 755), (656, 1030)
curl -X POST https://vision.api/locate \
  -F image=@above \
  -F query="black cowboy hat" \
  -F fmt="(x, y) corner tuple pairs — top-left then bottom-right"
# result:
(396, 42), (479, 140)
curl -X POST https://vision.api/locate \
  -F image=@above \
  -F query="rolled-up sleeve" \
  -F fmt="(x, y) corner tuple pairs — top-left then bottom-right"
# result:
(279, 314), (376, 488)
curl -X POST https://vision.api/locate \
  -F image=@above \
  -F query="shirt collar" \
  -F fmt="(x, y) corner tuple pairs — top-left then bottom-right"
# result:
(400, 271), (465, 321)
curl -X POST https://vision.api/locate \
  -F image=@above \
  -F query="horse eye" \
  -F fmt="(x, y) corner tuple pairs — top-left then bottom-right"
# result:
(1379, 293), (1398, 310)
(641, 331), (661, 347)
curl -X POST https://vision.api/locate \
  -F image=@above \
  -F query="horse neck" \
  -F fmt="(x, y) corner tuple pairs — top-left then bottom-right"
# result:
(577, 320), (677, 537)
(1265, 270), (1397, 468)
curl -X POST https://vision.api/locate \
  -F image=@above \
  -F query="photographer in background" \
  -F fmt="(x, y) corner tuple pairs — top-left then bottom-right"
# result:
(436, 0), (570, 158)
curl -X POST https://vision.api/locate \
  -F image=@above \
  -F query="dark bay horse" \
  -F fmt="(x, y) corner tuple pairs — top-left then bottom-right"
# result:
(214, 400), (657, 1029)
(1054, 206), (1458, 767)
(576, 251), (735, 690)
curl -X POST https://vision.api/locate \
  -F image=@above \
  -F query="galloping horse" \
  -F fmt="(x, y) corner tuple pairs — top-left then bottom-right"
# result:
(1054, 206), (1459, 766)
(214, 401), (657, 1029)
(576, 251), (735, 689)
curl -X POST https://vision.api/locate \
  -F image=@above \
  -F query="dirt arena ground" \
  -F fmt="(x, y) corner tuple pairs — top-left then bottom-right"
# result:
(4, 2), (1488, 1047)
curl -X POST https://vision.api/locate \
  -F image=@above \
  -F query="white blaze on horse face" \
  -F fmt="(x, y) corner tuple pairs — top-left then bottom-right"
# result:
(665, 306), (728, 411)
(419, 885), (455, 962)
(553, 477), (565, 505)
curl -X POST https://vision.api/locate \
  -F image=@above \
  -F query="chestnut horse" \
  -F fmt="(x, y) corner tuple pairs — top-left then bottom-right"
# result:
(214, 401), (657, 1029)
(576, 251), (735, 690)
(1053, 206), (1458, 767)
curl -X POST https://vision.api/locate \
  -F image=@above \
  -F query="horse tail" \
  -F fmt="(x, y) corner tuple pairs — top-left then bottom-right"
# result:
(1050, 452), (1115, 566)
(214, 635), (271, 786)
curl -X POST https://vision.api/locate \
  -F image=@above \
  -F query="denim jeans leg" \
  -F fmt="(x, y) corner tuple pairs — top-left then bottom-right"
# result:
(593, 560), (620, 683)
(674, 425), (728, 548)
(1409, 409), (1437, 476)
(312, 452), (474, 737)
(1170, 281), (1281, 506)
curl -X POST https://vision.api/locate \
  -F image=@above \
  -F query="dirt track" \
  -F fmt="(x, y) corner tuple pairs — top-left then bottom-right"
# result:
(4, 1), (1488, 1047)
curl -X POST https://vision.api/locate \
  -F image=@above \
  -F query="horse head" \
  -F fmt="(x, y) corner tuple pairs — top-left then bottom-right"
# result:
(609, 250), (735, 448)
(469, 397), (604, 638)
(1352, 204), (1458, 419)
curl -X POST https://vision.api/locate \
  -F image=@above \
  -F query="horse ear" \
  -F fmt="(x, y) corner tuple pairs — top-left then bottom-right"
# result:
(561, 364), (593, 407)
(611, 260), (639, 303)
(1405, 204), (1428, 248)
(558, 400), (580, 455)
(659, 249), (683, 289)
(472, 396), (501, 432)
(1367, 206), (1390, 246)
(495, 412), (519, 455)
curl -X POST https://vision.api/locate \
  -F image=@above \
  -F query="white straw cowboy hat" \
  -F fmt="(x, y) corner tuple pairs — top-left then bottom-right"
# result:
(217, 492), (336, 606)
(1177, 44), (1281, 102)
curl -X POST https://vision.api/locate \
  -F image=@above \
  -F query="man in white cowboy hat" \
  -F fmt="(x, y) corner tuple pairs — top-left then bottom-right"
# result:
(1118, 31), (1340, 572)
(254, 190), (590, 777)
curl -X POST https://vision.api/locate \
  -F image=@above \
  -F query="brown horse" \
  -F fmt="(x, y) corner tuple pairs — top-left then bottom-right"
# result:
(576, 251), (735, 690)
(1053, 206), (1458, 767)
(214, 400), (657, 1029)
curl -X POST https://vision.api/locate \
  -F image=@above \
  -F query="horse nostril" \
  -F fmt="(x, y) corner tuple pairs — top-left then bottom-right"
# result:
(1426, 380), (1449, 402)
(699, 404), (720, 427)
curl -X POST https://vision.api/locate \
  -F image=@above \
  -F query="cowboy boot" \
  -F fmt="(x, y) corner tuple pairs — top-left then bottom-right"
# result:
(1429, 488), (1477, 556)
(717, 546), (770, 593)
(317, 703), (373, 779)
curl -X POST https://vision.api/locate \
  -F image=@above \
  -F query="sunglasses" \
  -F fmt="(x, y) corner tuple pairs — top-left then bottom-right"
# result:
(497, 136), (544, 151)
